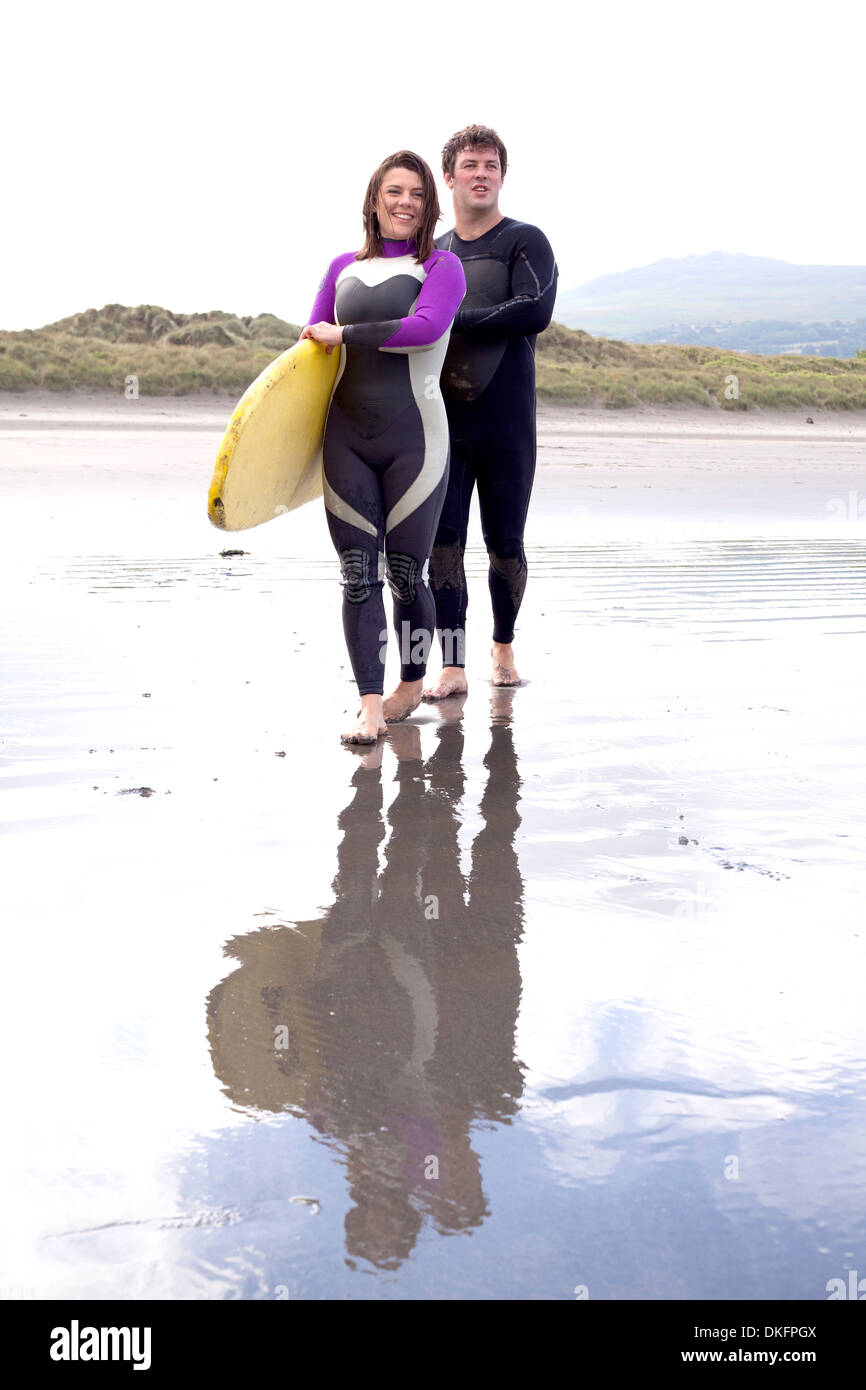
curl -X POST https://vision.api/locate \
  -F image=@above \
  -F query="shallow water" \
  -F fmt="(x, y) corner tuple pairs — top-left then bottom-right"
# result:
(1, 413), (865, 1299)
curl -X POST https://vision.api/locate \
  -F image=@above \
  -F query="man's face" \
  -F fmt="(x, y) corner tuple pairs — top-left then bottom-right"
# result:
(444, 145), (504, 217)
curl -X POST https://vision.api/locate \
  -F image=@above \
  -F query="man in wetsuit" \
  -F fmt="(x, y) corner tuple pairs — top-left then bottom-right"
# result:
(422, 124), (558, 698)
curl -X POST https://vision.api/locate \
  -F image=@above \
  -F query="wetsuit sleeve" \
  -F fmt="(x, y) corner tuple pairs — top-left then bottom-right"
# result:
(341, 252), (466, 352)
(306, 253), (356, 325)
(455, 225), (557, 340)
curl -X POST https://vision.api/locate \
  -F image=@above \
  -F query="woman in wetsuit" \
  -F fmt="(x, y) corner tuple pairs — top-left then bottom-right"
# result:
(301, 150), (465, 745)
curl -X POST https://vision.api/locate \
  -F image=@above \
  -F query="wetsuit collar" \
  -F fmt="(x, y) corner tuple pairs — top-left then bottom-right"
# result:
(450, 216), (508, 245)
(381, 237), (416, 258)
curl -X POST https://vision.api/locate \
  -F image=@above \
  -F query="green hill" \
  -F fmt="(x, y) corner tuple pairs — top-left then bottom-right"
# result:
(0, 304), (302, 394)
(535, 324), (866, 409)
(2, 303), (866, 409)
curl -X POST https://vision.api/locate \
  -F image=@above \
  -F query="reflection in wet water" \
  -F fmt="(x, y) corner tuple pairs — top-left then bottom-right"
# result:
(3, 421), (866, 1299)
(208, 715), (525, 1270)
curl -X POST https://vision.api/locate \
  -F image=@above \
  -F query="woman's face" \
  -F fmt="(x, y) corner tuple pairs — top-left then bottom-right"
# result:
(375, 166), (426, 241)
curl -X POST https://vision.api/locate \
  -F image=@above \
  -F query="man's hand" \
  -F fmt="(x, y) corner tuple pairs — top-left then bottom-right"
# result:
(300, 322), (343, 355)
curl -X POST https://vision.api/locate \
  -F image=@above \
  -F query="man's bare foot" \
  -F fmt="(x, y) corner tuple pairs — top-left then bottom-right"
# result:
(341, 694), (388, 745)
(491, 643), (522, 686)
(422, 666), (469, 701)
(383, 679), (424, 724)
(490, 684), (517, 724)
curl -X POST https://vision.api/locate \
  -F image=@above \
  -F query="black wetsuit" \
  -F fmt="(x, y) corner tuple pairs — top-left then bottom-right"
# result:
(308, 240), (465, 695)
(431, 217), (557, 656)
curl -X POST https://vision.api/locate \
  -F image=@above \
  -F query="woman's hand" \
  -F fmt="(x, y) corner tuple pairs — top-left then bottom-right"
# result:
(300, 322), (343, 355)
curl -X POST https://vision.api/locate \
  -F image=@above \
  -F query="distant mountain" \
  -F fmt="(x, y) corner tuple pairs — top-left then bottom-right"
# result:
(555, 252), (866, 355)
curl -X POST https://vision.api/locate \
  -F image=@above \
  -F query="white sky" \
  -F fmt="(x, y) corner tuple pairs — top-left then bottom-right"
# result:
(2, 0), (864, 331)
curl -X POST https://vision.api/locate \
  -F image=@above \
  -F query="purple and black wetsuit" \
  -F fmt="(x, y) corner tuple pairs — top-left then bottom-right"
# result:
(308, 239), (465, 695)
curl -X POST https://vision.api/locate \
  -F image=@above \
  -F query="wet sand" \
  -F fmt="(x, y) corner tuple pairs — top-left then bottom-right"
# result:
(1, 394), (865, 1299)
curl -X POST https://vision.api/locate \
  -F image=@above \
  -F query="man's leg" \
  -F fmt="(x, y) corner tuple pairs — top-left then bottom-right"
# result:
(423, 441), (476, 699)
(476, 429), (536, 686)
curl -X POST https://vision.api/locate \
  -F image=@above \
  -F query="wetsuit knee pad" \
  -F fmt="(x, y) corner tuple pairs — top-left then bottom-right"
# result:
(430, 538), (464, 588)
(339, 548), (375, 605)
(486, 539), (527, 576)
(384, 552), (418, 606)
(434, 521), (462, 549)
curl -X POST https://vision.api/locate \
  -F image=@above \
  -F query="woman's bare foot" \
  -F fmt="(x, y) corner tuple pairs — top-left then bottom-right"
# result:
(354, 742), (386, 770)
(435, 690), (469, 723)
(491, 643), (522, 686)
(387, 723), (423, 761)
(383, 679), (424, 724)
(341, 694), (388, 745)
(422, 666), (469, 701)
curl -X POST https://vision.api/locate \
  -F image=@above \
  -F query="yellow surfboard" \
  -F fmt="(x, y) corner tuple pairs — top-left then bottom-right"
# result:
(208, 339), (341, 531)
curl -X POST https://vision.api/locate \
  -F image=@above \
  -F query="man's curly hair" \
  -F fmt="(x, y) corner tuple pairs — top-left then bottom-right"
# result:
(441, 125), (507, 179)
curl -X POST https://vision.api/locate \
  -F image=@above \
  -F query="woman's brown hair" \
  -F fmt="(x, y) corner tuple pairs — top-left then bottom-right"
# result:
(356, 150), (440, 264)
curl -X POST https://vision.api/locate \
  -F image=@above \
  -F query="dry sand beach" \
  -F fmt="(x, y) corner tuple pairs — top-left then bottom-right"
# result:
(1, 394), (865, 1299)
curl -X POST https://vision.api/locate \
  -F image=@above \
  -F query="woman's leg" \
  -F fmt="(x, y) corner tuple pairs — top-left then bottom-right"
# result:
(379, 425), (450, 722)
(323, 407), (387, 740)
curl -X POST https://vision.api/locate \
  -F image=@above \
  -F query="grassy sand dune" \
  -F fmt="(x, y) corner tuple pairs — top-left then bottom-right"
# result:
(0, 304), (302, 396)
(537, 324), (866, 410)
(3, 305), (866, 409)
